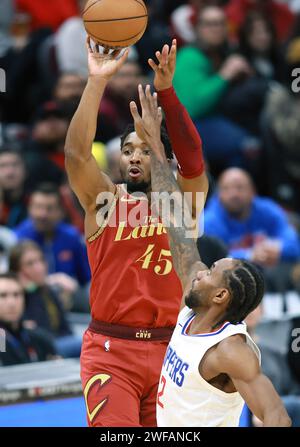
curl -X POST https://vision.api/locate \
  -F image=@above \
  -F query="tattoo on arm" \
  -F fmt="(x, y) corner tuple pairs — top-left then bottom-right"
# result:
(150, 149), (205, 288)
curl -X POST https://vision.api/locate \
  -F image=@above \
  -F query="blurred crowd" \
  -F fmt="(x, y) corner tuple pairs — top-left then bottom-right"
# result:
(0, 0), (300, 424)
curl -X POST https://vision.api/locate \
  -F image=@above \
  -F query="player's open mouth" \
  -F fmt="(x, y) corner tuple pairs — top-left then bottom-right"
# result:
(128, 167), (142, 179)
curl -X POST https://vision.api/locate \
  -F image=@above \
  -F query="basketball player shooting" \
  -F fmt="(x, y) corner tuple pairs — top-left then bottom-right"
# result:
(129, 88), (291, 427)
(65, 38), (208, 427)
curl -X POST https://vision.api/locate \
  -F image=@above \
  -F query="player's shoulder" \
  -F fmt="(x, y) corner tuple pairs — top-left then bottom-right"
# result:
(217, 333), (248, 354)
(214, 334), (259, 377)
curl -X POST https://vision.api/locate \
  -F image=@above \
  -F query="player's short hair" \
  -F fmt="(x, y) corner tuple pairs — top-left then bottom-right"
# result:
(120, 123), (174, 160)
(218, 260), (265, 326)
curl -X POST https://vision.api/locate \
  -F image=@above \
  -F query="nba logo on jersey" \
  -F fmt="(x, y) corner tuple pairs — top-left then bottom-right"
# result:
(163, 345), (189, 387)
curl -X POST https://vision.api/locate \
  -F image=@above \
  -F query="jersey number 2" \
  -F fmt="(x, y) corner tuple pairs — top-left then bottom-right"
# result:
(157, 375), (166, 409)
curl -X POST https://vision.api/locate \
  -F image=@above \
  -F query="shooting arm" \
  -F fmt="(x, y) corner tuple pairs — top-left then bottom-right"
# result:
(65, 77), (114, 212)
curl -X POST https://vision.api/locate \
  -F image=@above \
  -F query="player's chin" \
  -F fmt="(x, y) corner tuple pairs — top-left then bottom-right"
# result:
(125, 178), (150, 194)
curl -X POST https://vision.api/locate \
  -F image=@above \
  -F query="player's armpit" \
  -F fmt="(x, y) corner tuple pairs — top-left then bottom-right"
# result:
(214, 338), (291, 427)
(65, 151), (115, 213)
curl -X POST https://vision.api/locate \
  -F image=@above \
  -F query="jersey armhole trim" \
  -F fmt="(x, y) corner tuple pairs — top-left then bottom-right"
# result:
(87, 185), (119, 243)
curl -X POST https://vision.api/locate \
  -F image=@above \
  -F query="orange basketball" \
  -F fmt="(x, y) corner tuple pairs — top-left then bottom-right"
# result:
(82, 0), (148, 48)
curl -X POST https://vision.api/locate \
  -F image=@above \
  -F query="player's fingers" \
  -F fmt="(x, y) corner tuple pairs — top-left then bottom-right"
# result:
(169, 39), (177, 68)
(153, 91), (158, 107)
(145, 85), (156, 114)
(155, 50), (162, 65)
(116, 49), (129, 68)
(148, 58), (159, 72)
(86, 36), (93, 53)
(138, 84), (148, 112)
(129, 101), (142, 123)
(145, 84), (154, 111)
(151, 91), (158, 115)
(111, 48), (122, 58)
(158, 106), (163, 126)
(145, 84), (152, 100)
(161, 44), (169, 66)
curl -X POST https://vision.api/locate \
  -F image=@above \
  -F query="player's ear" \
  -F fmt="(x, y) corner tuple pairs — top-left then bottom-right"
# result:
(212, 288), (230, 305)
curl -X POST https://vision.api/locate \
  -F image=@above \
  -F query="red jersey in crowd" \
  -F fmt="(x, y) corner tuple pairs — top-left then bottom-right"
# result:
(16, 0), (79, 31)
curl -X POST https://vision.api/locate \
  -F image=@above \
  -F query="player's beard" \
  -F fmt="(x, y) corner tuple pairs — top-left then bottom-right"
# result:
(185, 289), (202, 309)
(124, 179), (151, 194)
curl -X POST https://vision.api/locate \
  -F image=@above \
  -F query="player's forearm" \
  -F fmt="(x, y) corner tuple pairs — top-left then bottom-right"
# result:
(158, 87), (205, 179)
(262, 407), (291, 427)
(65, 77), (107, 160)
(150, 144), (201, 283)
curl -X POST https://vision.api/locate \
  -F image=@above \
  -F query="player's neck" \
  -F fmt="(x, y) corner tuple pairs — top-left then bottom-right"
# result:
(189, 309), (227, 335)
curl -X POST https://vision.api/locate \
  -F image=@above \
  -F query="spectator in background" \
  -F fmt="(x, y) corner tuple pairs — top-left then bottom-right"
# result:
(262, 64), (300, 211)
(220, 11), (284, 136)
(53, 72), (86, 119)
(0, 147), (28, 228)
(14, 183), (91, 288)
(245, 306), (300, 426)
(246, 306), (300, 396)
(204, 168), (300, 291)
(24, 101), (68, 189)
(0, 187), (17, 273)
(134, 0), (172, 73)
(238, 12), (283, 82)
(170, 0), (229, 46)
(16, 0), (79, 32)
(55, 0), (88, 78)
(267, 103), (300, 204)
(9, 240), (82, 358)
(0, 0), (14, 68)
(0, 272), (57, 366)
(3, 25), (54, 124)
(174, 5), (261, 175)
(97, 60), (144, 143)
(225, 0), (295, 42)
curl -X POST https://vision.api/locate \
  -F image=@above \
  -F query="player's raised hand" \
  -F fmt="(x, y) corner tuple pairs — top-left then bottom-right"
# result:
(86, 37), (129, 81)
(148, 39), (177, 91)
(130, 84), (163, 155)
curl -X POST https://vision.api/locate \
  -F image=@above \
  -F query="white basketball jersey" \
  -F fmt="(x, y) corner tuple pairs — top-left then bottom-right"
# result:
(156, 306), (261, 427)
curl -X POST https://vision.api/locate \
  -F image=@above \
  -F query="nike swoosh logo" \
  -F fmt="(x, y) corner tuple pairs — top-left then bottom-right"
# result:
(120, 196), (148, 203)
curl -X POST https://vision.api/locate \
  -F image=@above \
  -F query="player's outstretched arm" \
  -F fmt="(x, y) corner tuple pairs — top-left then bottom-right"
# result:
(149, 39), (208, 219)
(65, 39), (129, 213)
(212, 337), (291, 427)
(130, 85), (207, 296)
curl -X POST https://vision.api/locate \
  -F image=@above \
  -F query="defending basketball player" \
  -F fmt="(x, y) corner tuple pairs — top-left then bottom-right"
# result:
(65, 38), (208, 427)
(129, 88), (291, 427)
